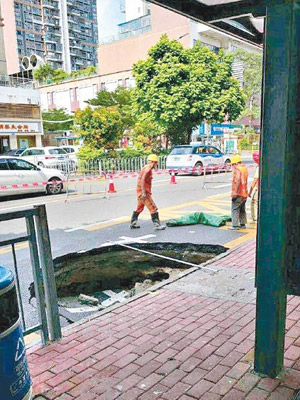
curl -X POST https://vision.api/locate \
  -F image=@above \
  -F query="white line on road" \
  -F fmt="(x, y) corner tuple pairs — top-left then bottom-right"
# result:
(211, 184), (231, 188)
(64, 216), (128, 232)
(100, 234), (156, 247)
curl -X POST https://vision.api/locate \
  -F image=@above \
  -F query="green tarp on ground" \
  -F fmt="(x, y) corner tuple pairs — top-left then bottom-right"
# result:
(166, 212), (231, 228)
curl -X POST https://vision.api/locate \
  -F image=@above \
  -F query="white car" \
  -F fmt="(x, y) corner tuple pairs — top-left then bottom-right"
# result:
(166, 145), (232, 174)
(0, 156), (66, 197)
(19, 146), (70, 169)
(61, 145), (80, 161)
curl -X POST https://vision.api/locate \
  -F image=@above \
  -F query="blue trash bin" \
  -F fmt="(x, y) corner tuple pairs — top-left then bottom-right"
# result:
(0, 266), (32, 400)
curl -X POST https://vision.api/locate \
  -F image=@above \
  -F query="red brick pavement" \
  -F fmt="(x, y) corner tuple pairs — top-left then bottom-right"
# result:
(28, 238), (300, 399)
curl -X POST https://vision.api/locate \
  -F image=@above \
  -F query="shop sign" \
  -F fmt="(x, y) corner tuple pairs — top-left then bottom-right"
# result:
(0, 122), (40, 133)
(211, 124), (242, 136)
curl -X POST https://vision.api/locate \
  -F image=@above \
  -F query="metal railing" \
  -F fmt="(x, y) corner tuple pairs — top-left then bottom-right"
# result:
(0, 205), (61, 344)
(0, 75), (34, 89)
(43, 156), (167, 175)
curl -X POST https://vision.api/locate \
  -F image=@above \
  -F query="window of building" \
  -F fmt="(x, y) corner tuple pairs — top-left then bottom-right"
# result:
(118, 79), (123, 87)
(70, 88), (74, 102)
(200, 42), (220, 54)
(101, 82), (106, 91)
(47, 92), (52, 106)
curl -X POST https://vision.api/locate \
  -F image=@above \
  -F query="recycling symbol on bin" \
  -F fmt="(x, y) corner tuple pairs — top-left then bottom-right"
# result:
(15, 337), (26, 362)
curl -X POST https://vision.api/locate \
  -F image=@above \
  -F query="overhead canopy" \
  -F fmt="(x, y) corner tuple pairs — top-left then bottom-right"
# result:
(147, 0), (267, 45)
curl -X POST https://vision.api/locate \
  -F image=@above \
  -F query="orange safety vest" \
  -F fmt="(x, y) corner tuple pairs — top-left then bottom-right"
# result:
(232, 164), (248, 198)
(137, 165), (153, 195)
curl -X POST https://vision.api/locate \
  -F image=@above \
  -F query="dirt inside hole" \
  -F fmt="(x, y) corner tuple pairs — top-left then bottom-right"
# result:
(53, 242), (227, 298)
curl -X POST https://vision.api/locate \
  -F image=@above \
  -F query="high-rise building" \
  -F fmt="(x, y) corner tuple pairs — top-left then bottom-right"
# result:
(0, 0), (98, 75)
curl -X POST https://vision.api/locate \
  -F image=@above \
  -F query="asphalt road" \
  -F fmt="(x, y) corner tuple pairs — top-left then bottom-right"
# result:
(0, 160), (257, 334)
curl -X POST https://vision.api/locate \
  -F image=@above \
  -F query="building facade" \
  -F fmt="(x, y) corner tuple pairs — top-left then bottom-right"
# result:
(39, 1), (261, 113)
(0, 0), (98, 75)
(0, 2), (7, 75)
(0, 78), (43, 153)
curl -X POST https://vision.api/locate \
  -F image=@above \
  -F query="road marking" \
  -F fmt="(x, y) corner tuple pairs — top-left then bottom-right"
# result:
(0, 242), (28, 255)
(223, 228), (256, 249)
(86, 217), (130, 231)
(211, 184), (231, 188)
(101, 234), (156, 247)
(65, 216), (129, 232)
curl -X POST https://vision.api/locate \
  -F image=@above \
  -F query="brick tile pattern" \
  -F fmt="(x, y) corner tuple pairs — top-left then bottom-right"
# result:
(28, 239), (300, 399)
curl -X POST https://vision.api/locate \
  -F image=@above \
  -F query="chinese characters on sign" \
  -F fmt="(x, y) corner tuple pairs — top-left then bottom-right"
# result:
(0, 124), (29, 132)
(0, 122), (40, 133)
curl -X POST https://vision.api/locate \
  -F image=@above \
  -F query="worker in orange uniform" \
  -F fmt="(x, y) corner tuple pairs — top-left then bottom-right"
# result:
(248, 150), (260, 222)
(130, 154), (166, 230)
(229, 154), (249, 230)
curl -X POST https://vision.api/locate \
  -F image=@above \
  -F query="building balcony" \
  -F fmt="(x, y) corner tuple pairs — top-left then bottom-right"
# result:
(47, 54), (62, 61)
(44, 20), (56, 27)
(100, 19), (152, 45)
(43, 1), (55, 9)
(0, 75), (34, 90)
(44, 35), (58, 43)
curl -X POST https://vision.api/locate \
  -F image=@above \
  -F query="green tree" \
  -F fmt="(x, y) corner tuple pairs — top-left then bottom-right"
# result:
(75, 106), (123, 160)
(131, 113), (165, 152)
(34, 63), (69, 84)
(87, 86), (135, 131)
(235, 50), (263, 126)
(70, 66), (97, 78)
(42, 108), (73, 132)
(33, 63), (56, 83)
(34, 64), (97, 84)
(133, 35), (246, 145)
(52, 69), (69, 83)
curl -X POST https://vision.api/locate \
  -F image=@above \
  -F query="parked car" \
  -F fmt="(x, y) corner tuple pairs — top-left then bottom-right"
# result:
(3, 149), (25, 156)
(19, 146), (71, 170)
(61, 145), (80, 162)
(0, 157), (66, 197)
(166, 145), (232, 175)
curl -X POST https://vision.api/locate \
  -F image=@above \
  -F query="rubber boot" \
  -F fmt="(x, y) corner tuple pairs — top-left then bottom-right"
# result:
(130, 211), (140, 229)
(151, 212), (166, 230)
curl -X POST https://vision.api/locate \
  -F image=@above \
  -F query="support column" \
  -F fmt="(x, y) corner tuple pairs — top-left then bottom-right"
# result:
(255, 1), (300, 377)
(9, 134), (18, 149)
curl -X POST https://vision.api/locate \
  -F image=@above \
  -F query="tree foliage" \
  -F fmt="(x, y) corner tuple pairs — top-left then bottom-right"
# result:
(75, 106), (123, 160)
(34, 64), (97, 84)
(235, 50), (263, 125)
(42, 108), (73, 132)
(133, 35), (246, 144)
(71, 66), (97, 78)
(87, 86), (136, 132)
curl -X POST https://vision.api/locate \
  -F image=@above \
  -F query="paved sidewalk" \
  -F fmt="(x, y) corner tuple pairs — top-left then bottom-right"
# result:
(28, 238), (300, 400)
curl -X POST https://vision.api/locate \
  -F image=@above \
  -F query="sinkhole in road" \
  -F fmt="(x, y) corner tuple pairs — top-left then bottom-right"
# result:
(53, 243), (227, 299)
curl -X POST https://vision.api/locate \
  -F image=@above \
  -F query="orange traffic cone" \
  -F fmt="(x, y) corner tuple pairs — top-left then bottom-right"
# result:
(108, 174), (117, 193)
(170, 169), (177, 185)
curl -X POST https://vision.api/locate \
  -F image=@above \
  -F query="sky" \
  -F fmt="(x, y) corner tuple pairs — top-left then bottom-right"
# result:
(97, 0), (125, 42)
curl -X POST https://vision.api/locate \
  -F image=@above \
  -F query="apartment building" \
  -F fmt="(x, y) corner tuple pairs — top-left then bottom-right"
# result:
(0, 0), (98, 75)
(39, 0), (261, 113)
(0, 76), (43, 153)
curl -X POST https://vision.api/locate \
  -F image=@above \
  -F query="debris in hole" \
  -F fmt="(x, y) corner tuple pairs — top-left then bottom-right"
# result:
(28, 242), (227, 317)
(78, 294), (99, 306)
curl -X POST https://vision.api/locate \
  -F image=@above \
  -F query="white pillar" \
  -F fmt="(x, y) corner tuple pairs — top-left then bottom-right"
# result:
(9, 134), (18, 149)
(35, 134), (42, 147)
